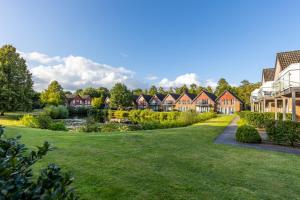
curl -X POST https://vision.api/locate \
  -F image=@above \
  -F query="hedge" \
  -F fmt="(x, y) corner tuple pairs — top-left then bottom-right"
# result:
(265, 120), (300, 146)
(237, 111), (292, 128)
(236, 125), (261, 143)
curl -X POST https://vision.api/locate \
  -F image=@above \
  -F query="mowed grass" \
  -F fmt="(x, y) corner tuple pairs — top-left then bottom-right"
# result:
(4, 115), (300, 199)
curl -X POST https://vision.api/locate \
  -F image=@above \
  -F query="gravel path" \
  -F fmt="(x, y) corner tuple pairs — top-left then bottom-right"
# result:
(214, 116), (300, 155)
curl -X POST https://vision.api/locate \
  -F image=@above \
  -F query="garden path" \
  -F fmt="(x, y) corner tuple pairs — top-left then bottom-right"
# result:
(214, 116), (300, 155)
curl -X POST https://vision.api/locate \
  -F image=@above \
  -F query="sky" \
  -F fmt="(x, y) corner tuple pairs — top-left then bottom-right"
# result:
(1, 0), (300, 91)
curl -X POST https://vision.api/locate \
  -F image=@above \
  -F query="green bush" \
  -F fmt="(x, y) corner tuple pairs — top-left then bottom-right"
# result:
(21, 114), (39, 128)
(100, 123), (142, 132)
(49, 121), (67, 131)
(87, 108), (108, 122)
(35, 114), (53, 129)
(265, 120), (300, 146)
(68, 106), (91, 117)
(236, 125), (261, 143)
(0, 126), (78, 199)
(44, 105), (69, 119)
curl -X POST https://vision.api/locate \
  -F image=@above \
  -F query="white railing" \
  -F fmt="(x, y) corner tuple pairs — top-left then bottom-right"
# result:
(274, 64), (300, 93)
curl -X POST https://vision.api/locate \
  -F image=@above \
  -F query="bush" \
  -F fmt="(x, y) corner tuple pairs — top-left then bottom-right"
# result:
(87, 108), (108, 123)
(35, 113), (53, 129)
(265, 120), (300, 146)
(0, 126), (78, 199)
(21, 114), (38, 128)
(44, 105), (69, 119)
(236, 125), (261, 143)
(100, 123), (142, 132)
(68, 106), (91, 117)
(49, 121), (67, 131)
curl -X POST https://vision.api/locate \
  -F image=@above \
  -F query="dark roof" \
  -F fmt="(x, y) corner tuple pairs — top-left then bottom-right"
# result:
(139, 94), (152, 103)
(277, 50), (300, 70)
(216, 90), (244, 103)
(168, 93), (180, 100)
(65, 94), (76, 99)
(155, 93), (166, 101)
(262, 68), (275, 82)
(176, 92), (197, 102)
(65, 94), (91, 100)
(199, 90), (217, 101)
(81, 95), (91, 99)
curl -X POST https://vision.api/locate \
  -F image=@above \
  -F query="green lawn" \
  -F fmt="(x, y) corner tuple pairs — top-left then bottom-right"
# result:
(4, 115), (300, 199)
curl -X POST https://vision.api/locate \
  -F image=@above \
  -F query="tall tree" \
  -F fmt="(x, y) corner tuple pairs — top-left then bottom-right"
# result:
(206, 86), (213, 93)
(0, 44), (34, 115)
(175, 84), (188, 94)
(235, 80), (261, 109)
(110, 83), (133, 109)
(214, 78), (231, 96)
(149, 85), (158, 96)
(96, 87), (109, 99)
(158, 87), (167, 95)
(189, 84), (198, 94)
(40, 81), (65, 106)
(167, 87), (174, 94)
(81, 87), (100, 98)
(132, 88), (143, 96)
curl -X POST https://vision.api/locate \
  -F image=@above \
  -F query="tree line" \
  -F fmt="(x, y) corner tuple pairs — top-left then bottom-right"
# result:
(0, 44), (260, 114)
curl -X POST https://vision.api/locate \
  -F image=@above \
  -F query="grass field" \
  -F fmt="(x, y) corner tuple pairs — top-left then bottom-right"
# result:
(4, 115), (300, 199)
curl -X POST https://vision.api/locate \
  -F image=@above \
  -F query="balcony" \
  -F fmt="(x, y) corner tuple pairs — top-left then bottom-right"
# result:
(274, 63), (300, 94)
(257, 81), (275, 99)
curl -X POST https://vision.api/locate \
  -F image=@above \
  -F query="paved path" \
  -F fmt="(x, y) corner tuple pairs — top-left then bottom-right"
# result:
(214, 116), (300, 155)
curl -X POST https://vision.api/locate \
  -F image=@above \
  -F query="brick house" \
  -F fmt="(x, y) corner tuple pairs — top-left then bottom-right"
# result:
(216, 90), (243, 114)
(66, 94), (92, 107)
(149, 94), (166, 111)
(192, 90), (217, 113)
(136, 94), (152, 109)
(162, 93), (180, 111)
(174, 92), (197, 111)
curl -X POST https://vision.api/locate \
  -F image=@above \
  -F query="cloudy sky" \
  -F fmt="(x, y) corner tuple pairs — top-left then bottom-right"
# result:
(1, 0), (300, 91)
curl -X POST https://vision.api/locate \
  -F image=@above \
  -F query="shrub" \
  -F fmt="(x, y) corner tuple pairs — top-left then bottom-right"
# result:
(265, 120), (300, 146)
(68, 106), (91, 117)
(44, 105), (69, 119)
(87, 108), (108, 123)
(0, 126), (78, 199)
(79, 117), (101, 132)
(49, 121), (67, 131)
(35, 113), (53, 129)
(99, 123), (142, 132)
(21, 114), (38, 128)
(236, 125), (261, 143)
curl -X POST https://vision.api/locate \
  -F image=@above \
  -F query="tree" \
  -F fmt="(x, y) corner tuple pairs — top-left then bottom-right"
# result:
(158, 87), (167, 95)
(189, 84), (198, 94)
(214, 78), (231, 96)
(110, 83), (133, 109)
(167, 87), (174, 94)
(235, 80), (261, 109)
(175, 84), (188, 94)
(81, 87), (100, 98)
(132, 88), (143, 96)
(149, 85), (158, 96)
(0, 44), (34, 115)
(92, 97), (104, 109)
(97, 87), (109, 99)
(206, 86), (213, 93)
(0, 126), (78, 199)
(32, 91), (43, 109)
(40, 81), (65, 106)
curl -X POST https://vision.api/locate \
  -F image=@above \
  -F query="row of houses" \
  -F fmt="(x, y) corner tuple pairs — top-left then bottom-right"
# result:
(105, 90), (244, 114)
(250, 50), (300, 121)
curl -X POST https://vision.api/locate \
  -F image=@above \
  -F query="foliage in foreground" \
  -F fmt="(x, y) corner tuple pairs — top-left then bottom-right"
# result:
(0, 126), (78, 199)
(21, 113), (67, 131)
(236, 125), (261, 143)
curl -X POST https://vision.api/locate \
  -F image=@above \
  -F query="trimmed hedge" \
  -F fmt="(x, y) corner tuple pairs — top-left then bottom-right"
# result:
(237, 111), (292, 128)
(236, 125), (261, 143)
(265, 120), (300, 146)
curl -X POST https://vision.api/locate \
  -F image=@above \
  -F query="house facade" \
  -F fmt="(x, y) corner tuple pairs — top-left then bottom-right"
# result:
(162, 93), (180, 111)
(251, 50), (300, 121)
(174, 92), (197, 111)
(66, 94), (92, 107)
(192, 90), (217, 113)
(217, 90), (243, 114)
(136, 94), (152, 109)
(149, 94), (166, 111)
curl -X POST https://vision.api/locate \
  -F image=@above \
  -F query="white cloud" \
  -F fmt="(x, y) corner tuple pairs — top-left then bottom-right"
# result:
(146, 75), (158, 81)
(158, 73), (200, 88)
(21, 51), (143, 91)
(204, 79), (218, 88)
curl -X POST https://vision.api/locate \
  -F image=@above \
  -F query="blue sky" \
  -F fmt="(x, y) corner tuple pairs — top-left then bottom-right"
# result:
(1, 0), (300, 91)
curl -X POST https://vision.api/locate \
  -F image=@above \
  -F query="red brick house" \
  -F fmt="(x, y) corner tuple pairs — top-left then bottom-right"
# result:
(175, 92), (197, 111)
(162, 93), (180, 111)
(136, 94), (152, 109)
(149, 94), (166, 111)
(66, 94), (92, 107)
(192, 90), (217, 113)
(216, 90), (243, 114)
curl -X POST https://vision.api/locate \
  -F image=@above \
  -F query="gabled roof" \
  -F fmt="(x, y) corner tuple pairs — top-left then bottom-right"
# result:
(216, 90), (244, 103)
(65, 94), (91, 100)
(151, 93), (166, 102)
(175, 92), (197, 103)
(81, 95), (91, 99)
(276, 50), (300, 71)
(137, 94), (152, 103)
(161, 93), (180, 102)
(262, 68), (275, 82)
(66, 94), (76, 99)
(192, 90), (217, 103)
